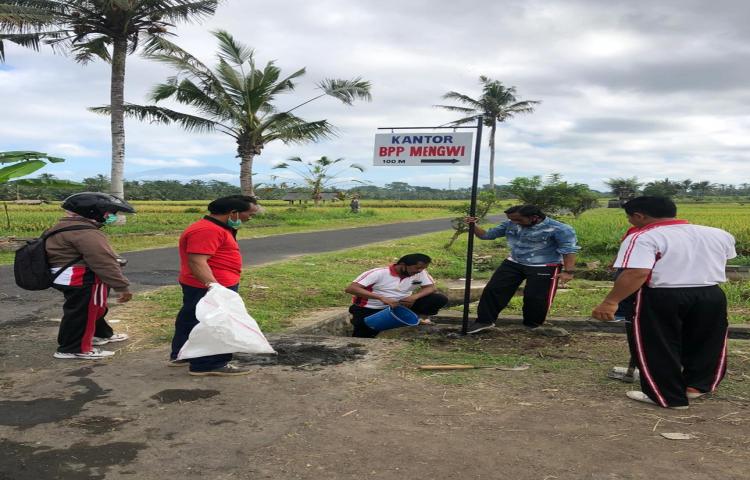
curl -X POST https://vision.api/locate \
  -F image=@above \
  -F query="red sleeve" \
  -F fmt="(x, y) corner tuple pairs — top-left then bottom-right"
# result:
(184, 228), (224, 256)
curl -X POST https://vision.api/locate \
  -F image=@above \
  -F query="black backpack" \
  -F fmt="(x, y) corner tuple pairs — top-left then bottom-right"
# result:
(14, 224), (97, 290)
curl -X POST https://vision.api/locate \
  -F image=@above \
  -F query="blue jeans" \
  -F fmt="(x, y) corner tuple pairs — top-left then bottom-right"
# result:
(171, 283), (238, 372)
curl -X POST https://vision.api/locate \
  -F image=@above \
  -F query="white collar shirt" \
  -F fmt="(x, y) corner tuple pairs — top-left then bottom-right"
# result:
(614, 220), (736, 288)
(352, 265), (435, 309)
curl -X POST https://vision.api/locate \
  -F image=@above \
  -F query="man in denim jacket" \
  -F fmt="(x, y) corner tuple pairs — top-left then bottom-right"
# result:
(465, 204), (580, 334)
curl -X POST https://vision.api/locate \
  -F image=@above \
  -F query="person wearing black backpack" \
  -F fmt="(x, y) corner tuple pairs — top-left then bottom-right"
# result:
(44, 192), (136, 359)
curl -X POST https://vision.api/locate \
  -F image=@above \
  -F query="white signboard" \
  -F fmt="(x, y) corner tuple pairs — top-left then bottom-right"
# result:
(373, 132), (473, 166)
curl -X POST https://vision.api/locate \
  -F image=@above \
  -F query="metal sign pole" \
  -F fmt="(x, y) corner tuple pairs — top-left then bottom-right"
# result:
(461, 116), (484, 335)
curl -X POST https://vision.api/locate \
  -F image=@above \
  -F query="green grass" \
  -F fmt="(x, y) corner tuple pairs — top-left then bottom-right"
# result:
(122, 229), (750, 350)
(0, 201), (475, 264)
(120, 230), (506, 341)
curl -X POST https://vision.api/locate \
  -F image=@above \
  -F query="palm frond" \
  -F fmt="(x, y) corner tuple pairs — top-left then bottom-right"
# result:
(150, 77), (179, 102)
(157, 1), (219, 24)
(268, 67), (304, 95)
(440, 91), (482, 109)
(317, 77), (372, 105)
(262, 114), (336, 144)
(212, 29), (253, 66)
(444, 115), (481, 126)
(432, 104), (477, 114)
(90, 103), (223, 135)
(72, 36), (111, 63)
(0, 32), (41, 59)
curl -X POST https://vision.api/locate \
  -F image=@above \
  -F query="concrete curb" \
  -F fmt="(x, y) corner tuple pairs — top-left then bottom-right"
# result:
(431, 311), (750, 339)
(286, 308), (750, 340)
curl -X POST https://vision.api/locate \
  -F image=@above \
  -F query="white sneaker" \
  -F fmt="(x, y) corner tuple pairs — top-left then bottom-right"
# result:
(53, 348), (116, 360)
(92, 333), (129, 346)
(626, 390), (688, 410)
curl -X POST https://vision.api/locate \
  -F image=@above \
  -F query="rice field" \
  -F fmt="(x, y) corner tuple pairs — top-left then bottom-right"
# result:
(567, 203), (750, 263)
(2, 200), (749, 266)
(0, 199), (465, 238)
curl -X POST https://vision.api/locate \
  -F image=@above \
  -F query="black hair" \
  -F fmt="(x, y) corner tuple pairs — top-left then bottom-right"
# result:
(504, 204), (546, 219)
(623, 196), (677, 218)
(207, 195), (258, 214)
(396, 253), (432, 266)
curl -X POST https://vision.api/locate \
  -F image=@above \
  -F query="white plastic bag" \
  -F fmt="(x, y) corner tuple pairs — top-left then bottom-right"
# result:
(177, 284), (276, 359)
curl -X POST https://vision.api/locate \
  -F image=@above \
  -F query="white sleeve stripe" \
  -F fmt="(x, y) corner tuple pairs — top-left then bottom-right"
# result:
(354, 268), (382, 284)
(622, 231), (646, 267)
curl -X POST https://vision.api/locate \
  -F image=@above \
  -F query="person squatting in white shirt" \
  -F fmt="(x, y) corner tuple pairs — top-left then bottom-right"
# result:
(344, 253), (449, 338)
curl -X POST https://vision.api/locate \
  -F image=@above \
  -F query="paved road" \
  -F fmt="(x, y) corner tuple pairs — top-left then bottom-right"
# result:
(0, 216), (501, 326)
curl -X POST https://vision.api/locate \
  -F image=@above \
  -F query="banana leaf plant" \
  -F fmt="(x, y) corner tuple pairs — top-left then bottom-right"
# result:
(0, 151), (76, 228)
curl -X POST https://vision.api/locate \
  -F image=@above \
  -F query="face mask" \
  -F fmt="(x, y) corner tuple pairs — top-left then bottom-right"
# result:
(103, 213), (119, 225)
(227, 213), (242, 229)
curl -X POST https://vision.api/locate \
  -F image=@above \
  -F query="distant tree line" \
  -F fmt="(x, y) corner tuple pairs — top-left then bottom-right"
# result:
(0, 176), (521, 201)
(0, 175), (241, 201)
(606, 177), (750, 201)
(4, 173), (750, 205)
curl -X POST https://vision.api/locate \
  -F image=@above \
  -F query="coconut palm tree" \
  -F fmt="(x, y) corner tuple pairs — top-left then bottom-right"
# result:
(0, 0), (220, 199)
(605, 177), (642, 203)
(100, 30), (371, 196)
(435, 76), (539, 190)
(272, 156), (365, 206)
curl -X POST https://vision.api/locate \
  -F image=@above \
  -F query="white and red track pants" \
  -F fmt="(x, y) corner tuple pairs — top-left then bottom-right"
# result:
(632, 285), (729, 408)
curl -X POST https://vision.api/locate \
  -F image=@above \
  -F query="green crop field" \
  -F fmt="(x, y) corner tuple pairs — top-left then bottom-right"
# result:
(0, 199), (484, 264)
(567, 203), (750, 264)
(2, 200), (749, 266)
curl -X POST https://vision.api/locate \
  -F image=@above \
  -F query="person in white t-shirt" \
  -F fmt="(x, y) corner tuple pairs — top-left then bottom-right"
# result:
(344, 253), (449, 338)
(592, 196), (736, 409)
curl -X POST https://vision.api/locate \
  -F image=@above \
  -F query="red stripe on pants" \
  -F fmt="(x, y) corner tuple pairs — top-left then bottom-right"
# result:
(81, 282), (108, 352)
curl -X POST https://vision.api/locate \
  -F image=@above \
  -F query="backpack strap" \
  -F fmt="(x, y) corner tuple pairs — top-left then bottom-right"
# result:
(42, 224), (98, 239)
(43, 224), (99, 282)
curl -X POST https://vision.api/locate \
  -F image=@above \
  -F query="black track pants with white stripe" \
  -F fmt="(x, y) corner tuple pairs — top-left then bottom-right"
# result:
(633, 285), (728, 408)
(476, 259), (560, 327)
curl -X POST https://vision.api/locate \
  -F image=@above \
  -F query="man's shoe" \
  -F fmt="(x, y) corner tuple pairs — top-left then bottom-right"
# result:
(168, 359), (189, 367)
(92, 333), (129, 346)
(466, 321), (495, 334)
(626, 390), (688, 410)
(53, 348), (115, 360)
(188, 364), (252, 376)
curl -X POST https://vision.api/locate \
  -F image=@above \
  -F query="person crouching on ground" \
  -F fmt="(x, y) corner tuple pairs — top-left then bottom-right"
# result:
(592, 196), (736, 409)
(47, 192), (135, 359)
(170, 195), (261, 376)
(344, 253), (449, 338)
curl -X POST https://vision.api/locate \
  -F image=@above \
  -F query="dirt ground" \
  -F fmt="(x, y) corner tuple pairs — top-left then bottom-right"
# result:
(1, 318), (749, 480)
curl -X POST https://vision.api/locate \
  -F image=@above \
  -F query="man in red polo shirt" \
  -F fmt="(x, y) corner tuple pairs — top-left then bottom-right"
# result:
(170, 195), (260, 376)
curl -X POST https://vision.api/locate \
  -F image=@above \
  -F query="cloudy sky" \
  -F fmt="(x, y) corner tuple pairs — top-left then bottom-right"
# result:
(2, 0), (749, 191)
